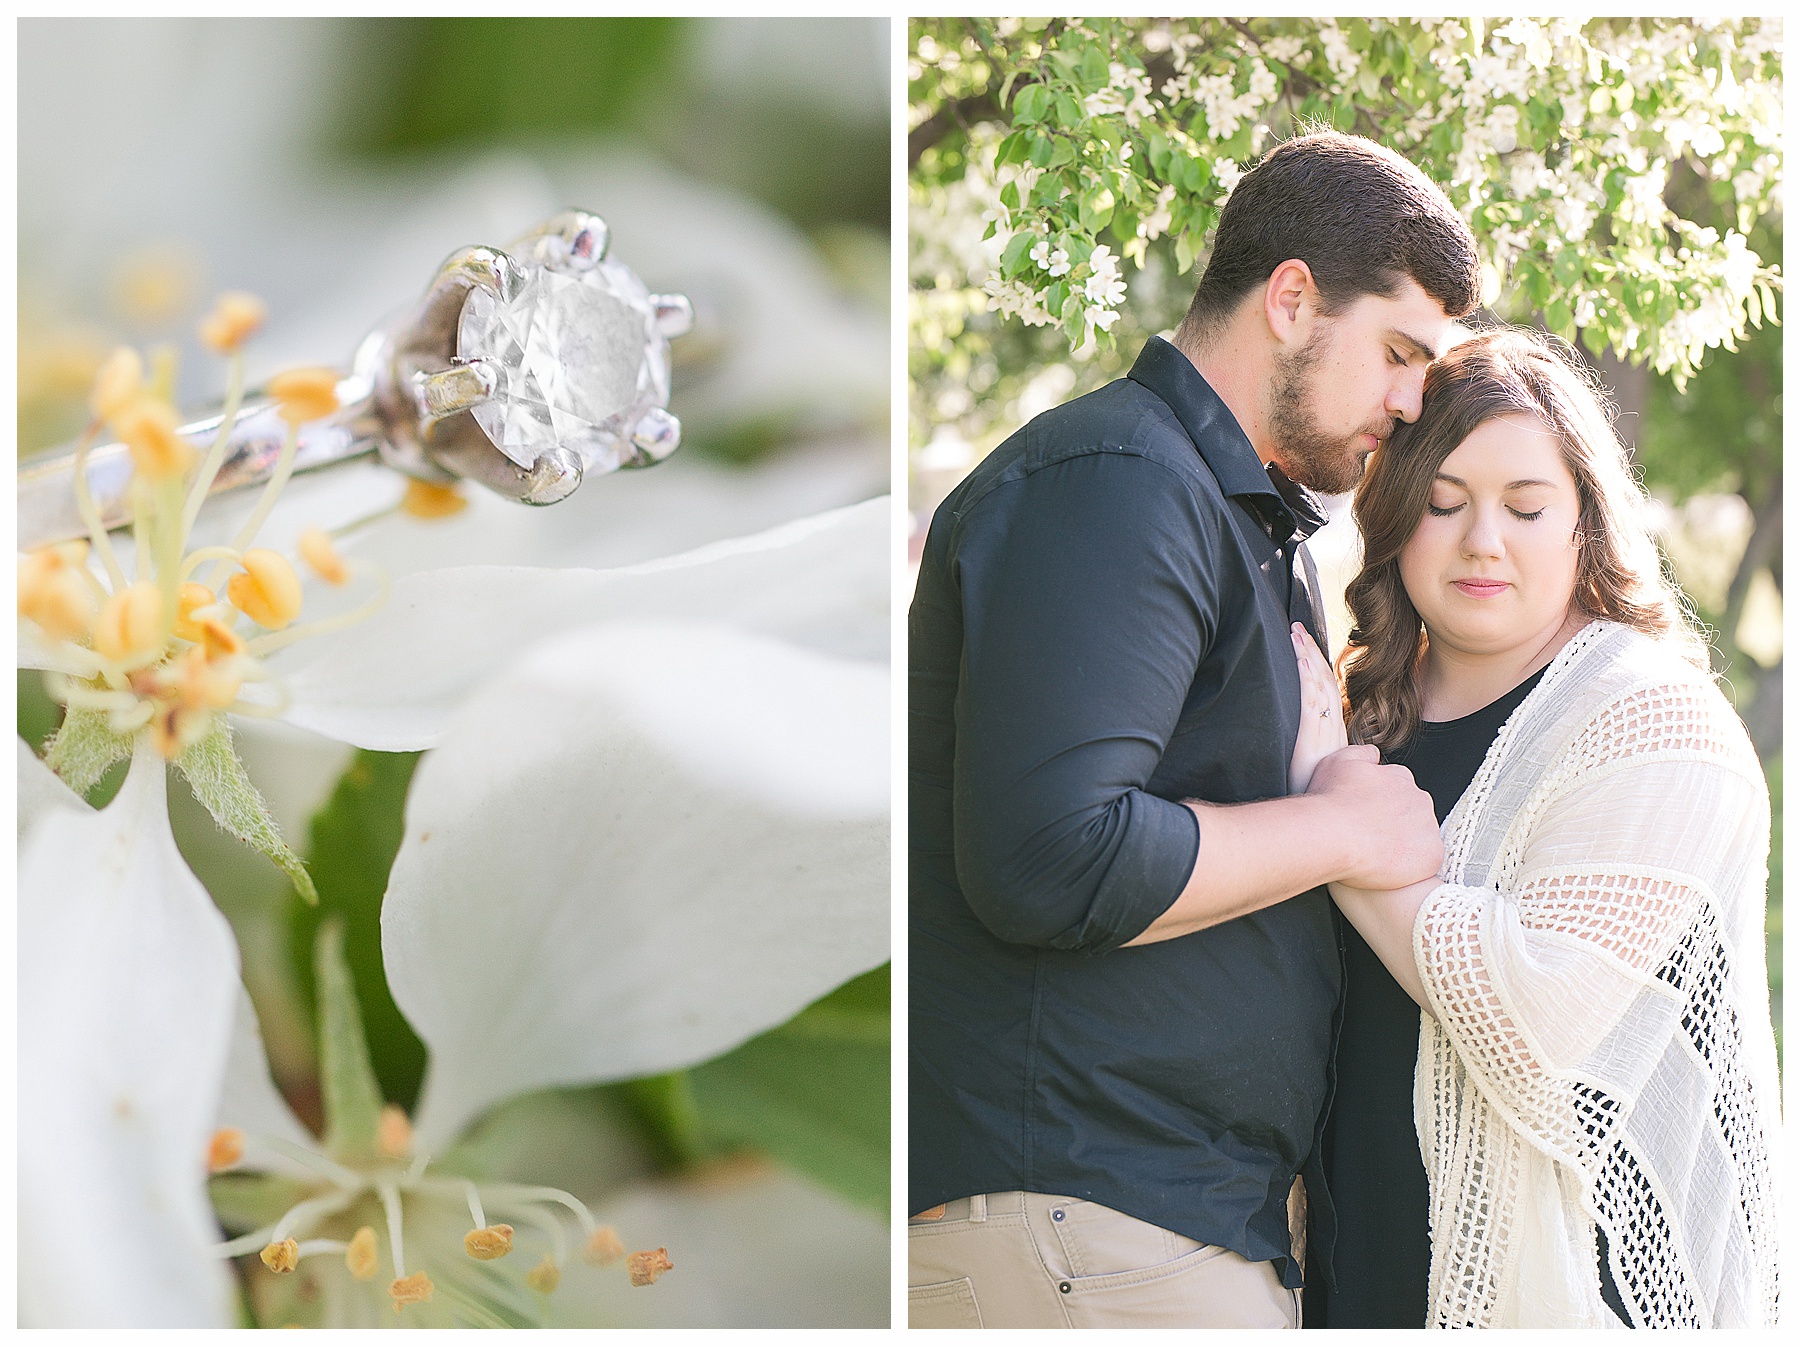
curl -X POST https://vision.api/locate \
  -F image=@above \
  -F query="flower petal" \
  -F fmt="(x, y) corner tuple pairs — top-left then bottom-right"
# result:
(18, 734), (90, 838)
(216, 985), (320, 1163)
(274, 497), (887, 751)
(546, 1164), (887, 1327)
(383, 622), (888, 1149)
(18, 749), (240, 1326)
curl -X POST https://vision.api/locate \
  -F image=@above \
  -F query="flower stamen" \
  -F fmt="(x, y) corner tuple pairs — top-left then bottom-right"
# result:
(376, 1103), (413, 1160)
(626, 1247), (674, 1286)
(346, 1226), (379, 1281)
(207, 1127), (245, 1173)
(226, 549), (303, 630)
(260, 1238), (300, 1274)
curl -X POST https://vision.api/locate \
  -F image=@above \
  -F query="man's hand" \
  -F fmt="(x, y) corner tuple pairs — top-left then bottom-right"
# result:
(1307, 744), (1442, 890)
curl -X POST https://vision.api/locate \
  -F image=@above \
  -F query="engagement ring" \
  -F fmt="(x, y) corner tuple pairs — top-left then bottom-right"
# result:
(18, 209), (692, 550)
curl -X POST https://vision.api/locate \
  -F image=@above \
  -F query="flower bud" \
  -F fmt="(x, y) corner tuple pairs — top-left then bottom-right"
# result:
(227, 549), (303, 630)
(268, 367), (340, 426)
(92, 582), (165, 664)
(198, 291), (267, 353)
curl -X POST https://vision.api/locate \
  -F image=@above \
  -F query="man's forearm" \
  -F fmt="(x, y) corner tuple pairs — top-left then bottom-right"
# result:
(1122, 794), (1359, 946)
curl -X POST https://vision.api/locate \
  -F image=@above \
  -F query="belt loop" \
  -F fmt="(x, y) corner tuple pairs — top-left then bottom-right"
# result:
(970, 1192), (988, 1223)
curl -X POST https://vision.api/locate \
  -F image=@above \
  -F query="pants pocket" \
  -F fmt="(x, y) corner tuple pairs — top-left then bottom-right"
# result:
(908, 1275), (983, 1328)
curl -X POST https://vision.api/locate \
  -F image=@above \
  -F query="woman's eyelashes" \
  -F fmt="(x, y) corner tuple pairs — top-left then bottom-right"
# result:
(1425, 500), (1548, 521)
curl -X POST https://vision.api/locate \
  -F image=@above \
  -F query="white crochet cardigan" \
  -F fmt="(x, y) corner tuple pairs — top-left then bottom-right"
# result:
(1410, 620), (1781, 1327)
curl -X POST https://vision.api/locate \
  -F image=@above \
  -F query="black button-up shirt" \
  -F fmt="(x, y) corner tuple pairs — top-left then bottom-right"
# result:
(909, 337), (1340, 1289)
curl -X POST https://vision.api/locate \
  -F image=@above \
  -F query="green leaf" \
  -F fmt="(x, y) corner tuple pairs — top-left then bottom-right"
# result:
(1028, 133), (1053, 168)
(292, 749), (427, 1114)
(994, 129), (1025, 167)
(1013, 81), (1049, 123)
(689, 965), (889, 1213)
(999, 180), (1020, 211)
(1078, 44), (1108, 90)
(999, 228), (1036, 277)
(43, 705), (133, 798)
(617, 1071), (713, 1168)
(175, 719), (315, 905)
(314, 918), (387, 1161)
(1079, 185), (1115, 233)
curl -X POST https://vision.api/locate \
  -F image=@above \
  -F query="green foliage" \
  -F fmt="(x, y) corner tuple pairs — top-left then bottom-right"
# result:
(292, 750), (428, 1114)
(314, 919), (389, 1161)
(689, 963), (890, 1212)
(911, 16), (1783, 457)
(176, 720), (316, 905)
(343, 18), (689, 154)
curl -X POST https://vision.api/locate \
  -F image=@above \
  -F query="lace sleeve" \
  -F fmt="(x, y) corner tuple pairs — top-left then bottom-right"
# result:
(1413, 679), (1768, 1171)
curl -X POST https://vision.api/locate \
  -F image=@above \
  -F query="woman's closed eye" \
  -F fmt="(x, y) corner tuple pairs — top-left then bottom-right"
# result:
(1426, 501), (1548, 521)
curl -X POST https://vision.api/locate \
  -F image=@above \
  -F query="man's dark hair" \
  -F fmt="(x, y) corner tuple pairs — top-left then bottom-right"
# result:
(1174, 130), (1482, 347)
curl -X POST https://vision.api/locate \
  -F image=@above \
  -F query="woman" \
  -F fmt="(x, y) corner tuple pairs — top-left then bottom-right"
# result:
(1289, 328), (1780, 1328)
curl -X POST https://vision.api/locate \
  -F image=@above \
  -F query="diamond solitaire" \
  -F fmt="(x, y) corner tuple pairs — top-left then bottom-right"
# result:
(453, 213), (692, 476)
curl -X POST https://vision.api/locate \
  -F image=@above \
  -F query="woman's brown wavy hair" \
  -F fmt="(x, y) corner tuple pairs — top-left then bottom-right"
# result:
(1340, 326), (1705, 756)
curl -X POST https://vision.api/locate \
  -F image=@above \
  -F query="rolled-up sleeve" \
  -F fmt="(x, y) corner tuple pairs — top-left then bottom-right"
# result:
(951, 448), (1216, 952)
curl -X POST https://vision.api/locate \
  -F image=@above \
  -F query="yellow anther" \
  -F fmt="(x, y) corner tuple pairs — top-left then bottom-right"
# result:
(227, 549), (303, 630)
(173, 645), (243, 710)
(173, 582), (223, 643)
(388, 1271), (434, 1309)
(261, 1238), (301, 1274)
(626, 1247), (673, 1287)
(400, 478), (468, 520)
(207, 1127), (245, 1173)
(376, 1104), (413, 1159)
(92, 582), (166, 664)
(526, 1256), (562, 1294)
(346, 1226), (378, 1281)
(198, 291), (267, 354)
(91, 346), (144, 425)
(193, 611), (245, 663)
(584, 1226), (626, 1266)
(18, 546), (99, 643)
(149, 701), (211, 761)
(463, 1224), (515, 1261)
(114, 398), (196, 479)
(298, 527), (350, 586)
(268, 367), (340, 426)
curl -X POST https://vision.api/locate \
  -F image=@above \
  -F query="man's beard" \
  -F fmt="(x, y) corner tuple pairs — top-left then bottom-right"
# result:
(1269, 330), (1387, 495)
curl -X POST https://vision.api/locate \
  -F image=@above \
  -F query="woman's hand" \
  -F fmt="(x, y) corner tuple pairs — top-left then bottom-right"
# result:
(1289, 622), (1348, 793)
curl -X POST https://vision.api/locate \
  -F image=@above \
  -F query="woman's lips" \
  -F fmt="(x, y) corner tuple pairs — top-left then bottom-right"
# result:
(1453, 578), (1510, 598)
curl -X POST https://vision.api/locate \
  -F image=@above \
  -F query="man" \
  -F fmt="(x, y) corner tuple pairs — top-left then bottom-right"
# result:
(909, 131), (1483, 1328)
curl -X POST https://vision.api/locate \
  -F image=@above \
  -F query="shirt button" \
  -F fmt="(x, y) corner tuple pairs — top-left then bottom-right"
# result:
(1059, 1282), (1072, 1294)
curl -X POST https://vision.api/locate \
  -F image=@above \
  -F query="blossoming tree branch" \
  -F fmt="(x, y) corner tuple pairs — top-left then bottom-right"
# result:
(911, 16), (1781, 385)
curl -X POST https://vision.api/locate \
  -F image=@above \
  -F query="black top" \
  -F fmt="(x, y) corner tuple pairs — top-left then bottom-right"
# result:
(909, 337), (1340, 1289)
(1307, 668), (1545, 1328)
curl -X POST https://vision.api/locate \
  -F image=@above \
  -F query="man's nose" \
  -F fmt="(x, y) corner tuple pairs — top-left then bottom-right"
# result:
(1386, 368), (1426, 424)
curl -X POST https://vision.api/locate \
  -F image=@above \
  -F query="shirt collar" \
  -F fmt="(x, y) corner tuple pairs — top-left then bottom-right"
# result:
(1127, 336), (1326, 545)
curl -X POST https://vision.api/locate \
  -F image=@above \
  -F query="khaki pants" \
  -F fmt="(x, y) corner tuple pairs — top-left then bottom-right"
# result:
(908, 1192), (1300, 1328)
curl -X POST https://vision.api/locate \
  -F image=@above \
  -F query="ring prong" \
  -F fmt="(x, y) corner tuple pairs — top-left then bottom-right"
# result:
(651, 294), (693, 339)
(522, 446), (584, 504)
(437, 245), (528, 304)
(626, 408), (681, 467)
(413, 360), (498, 426)
(519, 210), (610, 273)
